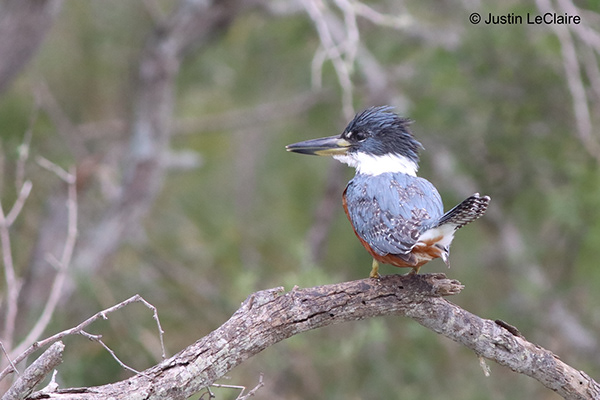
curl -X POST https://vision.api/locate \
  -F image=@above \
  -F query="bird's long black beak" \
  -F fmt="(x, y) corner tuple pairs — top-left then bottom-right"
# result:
(286, 135), (351, 156)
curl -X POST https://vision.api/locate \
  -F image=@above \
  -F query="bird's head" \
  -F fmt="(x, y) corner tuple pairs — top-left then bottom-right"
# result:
(286, 106), (423, 176)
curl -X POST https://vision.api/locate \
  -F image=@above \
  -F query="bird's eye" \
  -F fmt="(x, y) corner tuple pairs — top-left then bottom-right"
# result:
(354, 131), (367, 141)
(343, 130), (368, 142)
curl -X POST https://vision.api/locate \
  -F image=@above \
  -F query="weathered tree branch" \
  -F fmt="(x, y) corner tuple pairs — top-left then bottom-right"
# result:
(23, 274), (599, 400)
(3, 342), (64, 400)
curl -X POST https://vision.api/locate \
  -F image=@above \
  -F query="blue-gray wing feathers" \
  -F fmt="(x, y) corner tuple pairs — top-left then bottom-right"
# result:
(344, 173), (444, 256)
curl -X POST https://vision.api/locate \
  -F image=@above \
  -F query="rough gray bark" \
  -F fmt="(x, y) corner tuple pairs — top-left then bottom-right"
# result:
(3, 341), (63, 400)
(21, 274), (600, 400)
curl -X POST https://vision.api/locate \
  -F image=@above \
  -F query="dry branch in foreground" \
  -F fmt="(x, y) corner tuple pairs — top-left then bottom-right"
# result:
(20, 273), (600, 400)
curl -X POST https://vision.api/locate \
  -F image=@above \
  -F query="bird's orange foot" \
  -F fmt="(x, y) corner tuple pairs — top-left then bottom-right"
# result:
(369, 259), (380, 279)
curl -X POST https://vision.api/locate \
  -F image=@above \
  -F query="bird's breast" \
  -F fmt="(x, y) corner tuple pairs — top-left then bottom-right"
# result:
(342, 172), (444, 257)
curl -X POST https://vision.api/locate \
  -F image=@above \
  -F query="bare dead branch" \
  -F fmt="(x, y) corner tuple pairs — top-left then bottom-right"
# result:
(35, 158), (73, 185)
(207, 373), (264, 400)
(22, 274), (599, 400)
(0, 294), (164, 383)
(78, 331), (147, 378)
(351, 1), (414, 29)
(10, 164), (76, 360)
(554, 0), (600, 150)
(0, 343), (17, 377)
(15, 97), (39, 190)
(4, 181), (33, 230)
(0, 180), (33, 352)
(536, 0), (600, 162)
(1, 342), (64, 400)
(236, 373), (264, 400)
(556, 0), (600, 54)
(301, 0), (356, 119)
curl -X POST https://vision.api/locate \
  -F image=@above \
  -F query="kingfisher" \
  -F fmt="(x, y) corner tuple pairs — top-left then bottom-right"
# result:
(286, 106), (490, 278)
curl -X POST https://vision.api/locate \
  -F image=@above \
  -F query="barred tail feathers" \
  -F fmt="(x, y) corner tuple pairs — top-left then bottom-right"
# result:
(436, 193), (490, 229)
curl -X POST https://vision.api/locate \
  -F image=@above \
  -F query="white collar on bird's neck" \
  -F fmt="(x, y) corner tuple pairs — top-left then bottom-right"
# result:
(333, 152), (418, 176)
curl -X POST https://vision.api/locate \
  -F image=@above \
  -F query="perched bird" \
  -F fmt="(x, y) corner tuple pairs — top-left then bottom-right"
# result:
(286, 106), (490, 278)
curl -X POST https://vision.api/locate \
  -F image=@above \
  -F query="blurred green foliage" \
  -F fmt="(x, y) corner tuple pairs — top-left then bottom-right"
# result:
(2, 0), (600, 399)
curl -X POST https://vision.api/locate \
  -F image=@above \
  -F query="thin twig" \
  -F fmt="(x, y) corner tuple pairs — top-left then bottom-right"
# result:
(0, 294), (165, 382)
(134, 297), (166, 360)
(79, 331), (148, 378)
(11, 165), (76, 359)
(210, 383), (247, 394)
(198, 387), (215, 400)
(478, 356), (491, 378)
(351, 0), (413, 30)
(0, 342), (18, 376)
(209, 373), (264, 400)
(237, 373), (264, 400)
(301, 0), (355, 119)
(556, 0), (600, 53)
(310, 46), (327, 90)
(536, 0), (600, 162)
(15, 94), (40, 190)
(35, 157), (74, 184)
(333, 0), (359, 75)
(0, 183), (30, 353)
(5, 181), (33, 228)
(0, 151), (33, 371)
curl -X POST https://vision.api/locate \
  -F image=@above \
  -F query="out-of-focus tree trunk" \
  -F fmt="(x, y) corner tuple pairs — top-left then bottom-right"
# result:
(19, 0), (263, 323)
(0, 0), (62, 94)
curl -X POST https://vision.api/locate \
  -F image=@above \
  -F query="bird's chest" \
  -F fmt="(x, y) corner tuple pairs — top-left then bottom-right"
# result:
(342, 173), (443, 254)
(342, 173), (433, 224)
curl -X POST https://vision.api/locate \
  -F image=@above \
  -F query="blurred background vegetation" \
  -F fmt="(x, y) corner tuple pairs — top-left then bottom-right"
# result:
(1, 0), (600, 399)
